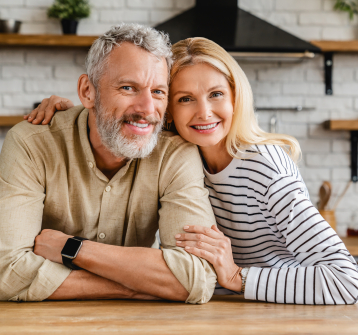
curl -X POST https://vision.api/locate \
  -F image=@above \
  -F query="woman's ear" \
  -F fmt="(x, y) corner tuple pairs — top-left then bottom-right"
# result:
(77, 74), (96, 109)
(166, 110), (173, 123)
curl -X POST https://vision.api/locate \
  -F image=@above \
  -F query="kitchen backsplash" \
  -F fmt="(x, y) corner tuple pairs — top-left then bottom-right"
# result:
(0, 0), (358, 235)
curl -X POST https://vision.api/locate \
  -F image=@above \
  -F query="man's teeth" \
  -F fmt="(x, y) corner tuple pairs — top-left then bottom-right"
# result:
(128, 121), (149, 128)
(193, 123), (218, 130)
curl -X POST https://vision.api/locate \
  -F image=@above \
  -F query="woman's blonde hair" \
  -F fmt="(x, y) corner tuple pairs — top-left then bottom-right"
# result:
(170, 37), (301, 163)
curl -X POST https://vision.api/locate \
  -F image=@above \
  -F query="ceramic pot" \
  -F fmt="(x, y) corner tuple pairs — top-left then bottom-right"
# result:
(61, 19), (79, 35)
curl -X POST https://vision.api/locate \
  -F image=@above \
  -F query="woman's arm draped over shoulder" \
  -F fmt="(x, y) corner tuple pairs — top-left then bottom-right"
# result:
(24, 96), (74, 125)
(245, 174), (358, 305)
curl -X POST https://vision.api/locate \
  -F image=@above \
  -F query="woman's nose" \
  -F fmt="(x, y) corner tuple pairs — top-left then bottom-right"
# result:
(196, 100), (212, 120)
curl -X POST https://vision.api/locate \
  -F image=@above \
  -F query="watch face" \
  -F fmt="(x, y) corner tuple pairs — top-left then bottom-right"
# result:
(61, 238), (82, 259)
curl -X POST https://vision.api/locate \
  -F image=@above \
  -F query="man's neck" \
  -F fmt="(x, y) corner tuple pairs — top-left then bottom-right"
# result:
(88, 109), (128, 180)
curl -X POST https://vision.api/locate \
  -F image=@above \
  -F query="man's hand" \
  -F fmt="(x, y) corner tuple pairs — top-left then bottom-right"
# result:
(34, 229), (71, 264)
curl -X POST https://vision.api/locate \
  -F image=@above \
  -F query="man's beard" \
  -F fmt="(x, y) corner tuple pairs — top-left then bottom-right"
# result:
(94, 97), (164, 160)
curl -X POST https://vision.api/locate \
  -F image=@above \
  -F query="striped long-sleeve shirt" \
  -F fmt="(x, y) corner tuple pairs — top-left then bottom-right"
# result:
(206, 144), (358, 304)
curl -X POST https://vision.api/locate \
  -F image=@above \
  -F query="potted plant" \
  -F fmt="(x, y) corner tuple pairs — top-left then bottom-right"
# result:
(48, 0), (91, 35)
(334, 0), (358, 20)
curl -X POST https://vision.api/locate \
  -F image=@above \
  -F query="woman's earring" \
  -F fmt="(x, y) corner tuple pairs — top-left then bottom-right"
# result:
(165, 120), (172, 130)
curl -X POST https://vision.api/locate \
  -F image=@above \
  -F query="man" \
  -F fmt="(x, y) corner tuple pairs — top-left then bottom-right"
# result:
(0, 24), (216, 303)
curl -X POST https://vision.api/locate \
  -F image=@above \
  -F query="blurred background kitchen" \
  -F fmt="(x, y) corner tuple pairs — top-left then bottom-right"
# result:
(0, 0), (358, 236)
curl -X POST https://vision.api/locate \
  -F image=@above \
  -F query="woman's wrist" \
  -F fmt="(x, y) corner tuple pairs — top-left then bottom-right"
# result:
(223, 265), (242, 292)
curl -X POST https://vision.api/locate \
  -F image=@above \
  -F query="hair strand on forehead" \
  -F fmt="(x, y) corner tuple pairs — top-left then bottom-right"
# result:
(86, 23), (173, 89)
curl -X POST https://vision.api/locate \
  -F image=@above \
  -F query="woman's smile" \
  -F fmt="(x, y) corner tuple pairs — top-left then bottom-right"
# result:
(190, 121), (221, 133)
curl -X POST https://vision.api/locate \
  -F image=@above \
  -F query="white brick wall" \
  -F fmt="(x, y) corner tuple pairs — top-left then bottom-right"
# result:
(0, 0), (358, 234)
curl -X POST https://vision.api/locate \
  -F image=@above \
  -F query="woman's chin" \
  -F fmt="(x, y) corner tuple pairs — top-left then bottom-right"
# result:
(182, 135), (223, 148)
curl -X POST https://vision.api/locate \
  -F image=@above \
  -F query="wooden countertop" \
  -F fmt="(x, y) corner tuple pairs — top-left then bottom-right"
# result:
(1, 295), (358, 334)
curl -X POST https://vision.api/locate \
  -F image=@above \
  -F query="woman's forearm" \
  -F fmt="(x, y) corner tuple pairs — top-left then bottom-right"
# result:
(48, 269), (159, 301)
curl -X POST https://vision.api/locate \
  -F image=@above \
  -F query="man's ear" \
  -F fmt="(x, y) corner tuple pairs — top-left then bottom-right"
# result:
(78, 74), (96, 109)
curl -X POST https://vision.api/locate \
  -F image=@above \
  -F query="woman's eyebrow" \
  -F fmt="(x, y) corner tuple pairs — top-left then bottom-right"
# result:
(172, 90), (192, 97)
(173, 85), (227, 97)
(208, 85), (226, 91)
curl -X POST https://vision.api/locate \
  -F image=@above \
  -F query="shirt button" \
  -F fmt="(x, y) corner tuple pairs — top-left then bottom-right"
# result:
(105, 186), (111, 192)
(88, 162), (94, 168)
(99, 233), (106, 239)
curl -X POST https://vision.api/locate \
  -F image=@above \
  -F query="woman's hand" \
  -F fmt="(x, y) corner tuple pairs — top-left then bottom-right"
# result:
(175, 225), (242, 292)
(24, 95), (74, 125)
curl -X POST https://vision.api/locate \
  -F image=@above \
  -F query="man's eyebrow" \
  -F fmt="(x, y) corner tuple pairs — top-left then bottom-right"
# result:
(115, 79), (140, 86)
(172, 85), (227, 97)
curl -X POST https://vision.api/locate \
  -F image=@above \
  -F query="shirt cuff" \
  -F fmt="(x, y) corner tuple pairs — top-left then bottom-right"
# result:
(9, 260), (71, 302)
(244, 267), (261, 301)
(162, 247), (217, 304)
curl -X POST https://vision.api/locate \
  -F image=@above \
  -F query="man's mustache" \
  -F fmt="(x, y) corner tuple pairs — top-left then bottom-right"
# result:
(121, 113), (161, 125)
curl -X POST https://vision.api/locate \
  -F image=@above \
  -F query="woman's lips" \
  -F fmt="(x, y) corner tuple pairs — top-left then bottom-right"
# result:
(190, 122), (220, 134)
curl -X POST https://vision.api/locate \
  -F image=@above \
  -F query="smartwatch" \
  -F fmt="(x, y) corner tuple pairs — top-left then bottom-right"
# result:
(61, 236), (88, 270)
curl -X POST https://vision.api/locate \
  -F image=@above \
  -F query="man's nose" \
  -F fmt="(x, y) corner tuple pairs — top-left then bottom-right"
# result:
(135, 89), (156, 116)
(196, 99), (212, 120)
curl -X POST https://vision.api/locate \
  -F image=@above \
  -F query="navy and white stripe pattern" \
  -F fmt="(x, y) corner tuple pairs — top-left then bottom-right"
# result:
(206, 144), (358, 304)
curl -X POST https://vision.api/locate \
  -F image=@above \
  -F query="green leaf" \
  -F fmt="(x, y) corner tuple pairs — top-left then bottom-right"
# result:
(47, 0), (91, 20)
(334, 0), (358, 20)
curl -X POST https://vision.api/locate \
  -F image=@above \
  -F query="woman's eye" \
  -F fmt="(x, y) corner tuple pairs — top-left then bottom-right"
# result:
(211, 92), (223, 98)
(178, 96), (191, 103)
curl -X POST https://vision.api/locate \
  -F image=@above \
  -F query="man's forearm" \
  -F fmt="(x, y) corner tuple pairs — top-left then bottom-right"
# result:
(72, 241), (189, 301)
(48, 269), (159, 301)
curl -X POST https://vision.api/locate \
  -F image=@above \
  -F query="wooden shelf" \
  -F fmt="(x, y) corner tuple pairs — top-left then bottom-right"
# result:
(325, 119), (358, 182)
(0, 35), (357, 52)
(311, 40), (358, 52)
(324, 119), (358, 131)
(0, 116), (25, 126)
(0, 34), (98, 47)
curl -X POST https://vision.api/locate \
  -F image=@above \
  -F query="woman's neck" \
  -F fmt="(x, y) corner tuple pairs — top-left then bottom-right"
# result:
(199, 140), (233, 175)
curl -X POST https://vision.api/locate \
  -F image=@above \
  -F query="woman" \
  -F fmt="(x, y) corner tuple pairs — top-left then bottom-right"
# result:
(26, 37), (358, 305)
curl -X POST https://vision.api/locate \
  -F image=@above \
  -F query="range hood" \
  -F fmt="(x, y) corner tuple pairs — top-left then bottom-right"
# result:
(154, 0), (321, 60)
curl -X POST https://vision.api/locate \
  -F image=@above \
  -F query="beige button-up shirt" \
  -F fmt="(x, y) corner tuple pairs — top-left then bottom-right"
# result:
(0, 106), (217, 304)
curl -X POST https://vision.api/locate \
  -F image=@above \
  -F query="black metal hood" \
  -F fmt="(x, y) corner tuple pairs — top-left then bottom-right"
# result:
(155, 0), (321, 57)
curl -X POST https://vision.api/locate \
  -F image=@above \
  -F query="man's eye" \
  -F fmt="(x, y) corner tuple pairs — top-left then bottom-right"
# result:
(121, 86), (132, 91)
(153, 90), (163, 95)
(178, 97), (191, 103)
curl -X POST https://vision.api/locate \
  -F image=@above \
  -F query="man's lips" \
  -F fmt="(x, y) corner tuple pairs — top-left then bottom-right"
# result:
(190, 122), (221, 134)
(123, 120), (154, 135)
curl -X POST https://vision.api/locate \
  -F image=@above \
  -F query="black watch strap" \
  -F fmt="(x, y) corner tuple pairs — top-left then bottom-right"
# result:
(62, 236), (88, 270)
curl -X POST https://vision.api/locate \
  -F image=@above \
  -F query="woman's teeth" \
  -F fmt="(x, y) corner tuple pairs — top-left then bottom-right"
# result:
(193, 123), (218, 130)
(128, 121), (149, 128)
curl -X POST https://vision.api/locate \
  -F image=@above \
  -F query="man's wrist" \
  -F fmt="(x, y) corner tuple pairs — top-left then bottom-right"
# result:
(61, 236), (88, 270)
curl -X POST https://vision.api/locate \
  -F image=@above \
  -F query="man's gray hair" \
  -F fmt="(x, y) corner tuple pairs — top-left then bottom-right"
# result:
(85, 23), (173, 88)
